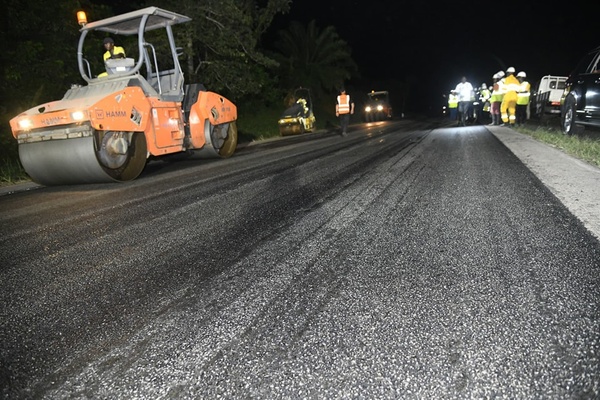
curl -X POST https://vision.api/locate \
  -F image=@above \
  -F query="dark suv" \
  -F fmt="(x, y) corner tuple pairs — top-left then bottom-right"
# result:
(560, 45), (600, 135)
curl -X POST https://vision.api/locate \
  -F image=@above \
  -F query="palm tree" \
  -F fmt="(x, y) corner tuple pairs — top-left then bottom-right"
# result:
(271, 20), (359, 100)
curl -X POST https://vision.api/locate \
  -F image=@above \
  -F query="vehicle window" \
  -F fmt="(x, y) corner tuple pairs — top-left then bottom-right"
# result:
(549, 81), (556, 89)
(573, 51), (598, 75)
(557, 80), (566, 90)
(590, 51), (600, 73)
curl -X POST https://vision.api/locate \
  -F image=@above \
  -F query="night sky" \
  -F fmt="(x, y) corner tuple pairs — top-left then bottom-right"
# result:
(268, 0), (599, 113)
(105, 1), (598, 114)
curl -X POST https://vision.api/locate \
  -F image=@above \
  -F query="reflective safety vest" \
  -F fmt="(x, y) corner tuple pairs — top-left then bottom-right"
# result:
(479, 89), (491, 102)
(104, 46), (126, 61)
(448, 93), (458, 108)
(490, 81), (504, 103)
(501, 75), (520, 101)
(480, 89), (491, 111)
(517, 81), (531, 105)
(337, 94), (351, 114)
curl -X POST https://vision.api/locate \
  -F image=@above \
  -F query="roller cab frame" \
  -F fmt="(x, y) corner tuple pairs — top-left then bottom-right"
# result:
(9, 7), (238, 185)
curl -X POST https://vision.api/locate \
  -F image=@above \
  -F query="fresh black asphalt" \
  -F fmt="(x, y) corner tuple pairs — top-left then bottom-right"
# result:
(1, 120), (598, 398)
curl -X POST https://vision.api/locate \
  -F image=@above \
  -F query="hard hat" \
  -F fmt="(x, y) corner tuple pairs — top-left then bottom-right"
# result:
(493, 73), (499, 80)
(507, 67), (516, 74)
(481, 83), (487, 89)
(103, 37), (114, 44)
(517, 71), (526, 78)
(497, 71), (505, 78)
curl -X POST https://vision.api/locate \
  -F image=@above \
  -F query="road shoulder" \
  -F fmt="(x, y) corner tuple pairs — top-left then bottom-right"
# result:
(488, 125), (600, 240)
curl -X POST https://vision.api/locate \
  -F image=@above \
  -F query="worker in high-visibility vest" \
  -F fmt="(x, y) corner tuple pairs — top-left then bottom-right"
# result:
(336, 87), (354, 136)
(489, 72), (505, 126)
(500, 67), (520, 125)
(448, 91), (459, 121)
(99, 37), (126, 78)
(479, 83), (491, 124)
(516, 71), (531, 126)
(103, 37), (126, 61)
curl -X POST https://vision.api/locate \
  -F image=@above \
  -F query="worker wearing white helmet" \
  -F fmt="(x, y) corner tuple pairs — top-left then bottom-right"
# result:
(500, 67), (519, 125)
(489, 73), (504, 125)
(516, 71), (530, 125)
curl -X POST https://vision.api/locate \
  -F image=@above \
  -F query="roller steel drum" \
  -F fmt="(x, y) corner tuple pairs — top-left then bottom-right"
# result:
(18, 133), (147, 186)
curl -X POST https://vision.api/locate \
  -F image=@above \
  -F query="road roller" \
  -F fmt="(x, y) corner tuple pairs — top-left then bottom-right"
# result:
(8, 7), (238, 186)
(278, 87), (316, 136)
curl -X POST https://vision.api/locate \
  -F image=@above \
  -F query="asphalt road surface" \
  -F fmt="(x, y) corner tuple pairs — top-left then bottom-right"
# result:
(1, 120), (599, 399)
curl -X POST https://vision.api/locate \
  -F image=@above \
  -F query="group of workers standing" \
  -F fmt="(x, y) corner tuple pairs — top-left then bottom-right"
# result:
(447, 67), (531, 127)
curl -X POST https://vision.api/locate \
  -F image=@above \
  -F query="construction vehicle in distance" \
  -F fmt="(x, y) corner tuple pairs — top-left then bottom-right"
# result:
(278, 87), (316, 136)
(364, 90), (392, 122)
(9, 7), (238, 186)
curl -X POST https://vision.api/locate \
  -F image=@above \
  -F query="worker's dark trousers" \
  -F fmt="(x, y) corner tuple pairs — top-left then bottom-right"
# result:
(516, 105), (528, 125)
(458, 101), (471, 126)
(340, 113), (350, 134)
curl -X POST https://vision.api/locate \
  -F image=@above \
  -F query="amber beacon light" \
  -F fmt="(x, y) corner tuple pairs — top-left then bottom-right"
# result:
(77, 11), (87, 26)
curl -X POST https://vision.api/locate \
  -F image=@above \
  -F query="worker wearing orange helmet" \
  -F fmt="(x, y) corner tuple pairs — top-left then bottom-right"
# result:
(500, 67), (520, 125)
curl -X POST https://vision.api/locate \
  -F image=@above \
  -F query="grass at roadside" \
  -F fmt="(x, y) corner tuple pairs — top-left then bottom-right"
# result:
(237, 105), (282, 143)
(0, 157), (29, 187)
(514, 124), (600, 168)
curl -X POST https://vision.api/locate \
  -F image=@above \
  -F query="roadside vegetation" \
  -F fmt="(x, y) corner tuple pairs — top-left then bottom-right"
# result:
(514, 122), (600, 168)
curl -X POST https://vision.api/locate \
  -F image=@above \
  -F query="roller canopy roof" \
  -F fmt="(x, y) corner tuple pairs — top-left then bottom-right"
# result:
(79, 7), (191, 35)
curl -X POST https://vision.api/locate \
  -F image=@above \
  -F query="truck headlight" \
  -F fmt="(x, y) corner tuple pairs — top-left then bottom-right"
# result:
(365, 106), (372, 112)
(377, 105), (383, 111)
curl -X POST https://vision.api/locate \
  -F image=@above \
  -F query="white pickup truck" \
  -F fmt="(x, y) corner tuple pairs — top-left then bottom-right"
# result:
(530, 75), (567, 121)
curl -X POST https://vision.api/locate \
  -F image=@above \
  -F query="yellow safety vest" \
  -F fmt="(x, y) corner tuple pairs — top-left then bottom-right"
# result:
(103, 46), (126, 61)
(517, 81), (531, 105)
(479, 89), (491, 102)
(490, 82), (504, 102)
(448, 94), (458, 108)
(502, 75), (520, 101)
